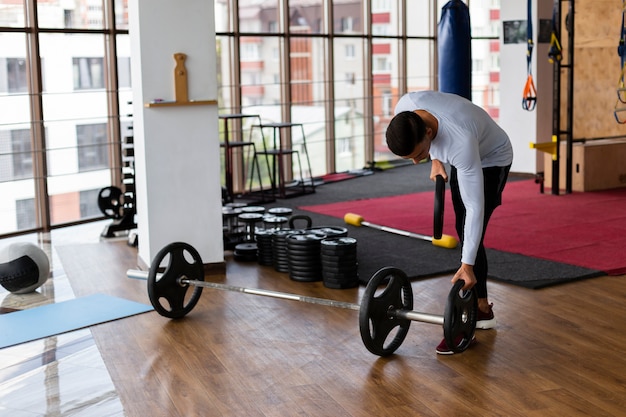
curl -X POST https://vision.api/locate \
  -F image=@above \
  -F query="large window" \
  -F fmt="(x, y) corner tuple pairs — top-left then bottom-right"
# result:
(0, 0), (130, 236)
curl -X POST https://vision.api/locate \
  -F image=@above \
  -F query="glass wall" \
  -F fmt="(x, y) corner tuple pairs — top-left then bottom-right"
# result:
(0, 0), (130, 235)
(1, 0), (500, 237)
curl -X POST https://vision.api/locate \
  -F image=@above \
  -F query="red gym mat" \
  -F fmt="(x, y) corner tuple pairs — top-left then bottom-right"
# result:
(300, 180), (626, 275)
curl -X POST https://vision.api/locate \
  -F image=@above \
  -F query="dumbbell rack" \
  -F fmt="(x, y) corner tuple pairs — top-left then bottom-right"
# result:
(101, 125), (138, 238)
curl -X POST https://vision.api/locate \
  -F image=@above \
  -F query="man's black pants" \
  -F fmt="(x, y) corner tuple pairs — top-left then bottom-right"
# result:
(449, 165), (511, 299)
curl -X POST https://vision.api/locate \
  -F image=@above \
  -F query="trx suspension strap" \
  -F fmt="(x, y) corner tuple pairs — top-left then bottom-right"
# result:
(548, 3), (562, 64)
(522, 0), (537, 111)
(614, 0), (626, 123)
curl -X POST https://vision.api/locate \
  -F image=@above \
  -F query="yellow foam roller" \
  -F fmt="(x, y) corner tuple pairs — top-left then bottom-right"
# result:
(343, 212), (458, 249)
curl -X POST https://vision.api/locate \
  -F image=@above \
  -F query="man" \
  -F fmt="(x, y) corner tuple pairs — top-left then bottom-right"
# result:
(385, 90), (513, 355)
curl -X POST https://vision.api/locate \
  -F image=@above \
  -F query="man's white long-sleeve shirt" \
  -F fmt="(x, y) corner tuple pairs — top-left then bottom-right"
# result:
(394, 91), (513, 265)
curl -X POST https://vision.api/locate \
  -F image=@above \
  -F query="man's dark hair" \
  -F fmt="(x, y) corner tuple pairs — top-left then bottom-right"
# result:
(385, 111), (426, 157)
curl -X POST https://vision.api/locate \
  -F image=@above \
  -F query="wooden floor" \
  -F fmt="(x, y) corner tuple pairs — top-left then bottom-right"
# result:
(2, 222), (626, 416)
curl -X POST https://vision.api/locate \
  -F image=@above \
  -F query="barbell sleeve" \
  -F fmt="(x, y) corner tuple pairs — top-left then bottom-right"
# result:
(394, 310), (444, 326)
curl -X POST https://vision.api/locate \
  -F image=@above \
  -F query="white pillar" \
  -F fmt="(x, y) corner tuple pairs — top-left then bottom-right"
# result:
(129, 0), (223, 266)
(499, 0), (554, 174)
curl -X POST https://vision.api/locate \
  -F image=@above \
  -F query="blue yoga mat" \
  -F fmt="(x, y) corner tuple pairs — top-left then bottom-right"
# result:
(0, 293), (153, 349)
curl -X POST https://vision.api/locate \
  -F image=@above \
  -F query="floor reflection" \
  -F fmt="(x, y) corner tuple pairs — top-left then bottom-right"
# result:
(0, 221), (127, 417)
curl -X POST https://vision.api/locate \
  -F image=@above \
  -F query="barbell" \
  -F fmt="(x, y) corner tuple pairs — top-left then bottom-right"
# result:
(129, 241), (477, 356)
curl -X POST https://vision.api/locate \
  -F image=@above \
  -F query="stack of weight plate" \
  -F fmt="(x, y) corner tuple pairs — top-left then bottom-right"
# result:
(271, 229), (305, 272)
(262, 215), (288, 231)
(320, 237), (359, 289)
(267, 207), (293, 219)
(254, 228), (274, 266)
(286, 231), (327, 282)
(233, 242), (258, 262)
(222, 206), (244, 250)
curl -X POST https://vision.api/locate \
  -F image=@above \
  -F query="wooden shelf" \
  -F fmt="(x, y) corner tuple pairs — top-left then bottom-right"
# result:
(145, 99), (217, 108)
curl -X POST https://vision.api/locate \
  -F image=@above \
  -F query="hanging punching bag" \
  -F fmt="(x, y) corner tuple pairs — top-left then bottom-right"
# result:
(438, 0), (472, 100)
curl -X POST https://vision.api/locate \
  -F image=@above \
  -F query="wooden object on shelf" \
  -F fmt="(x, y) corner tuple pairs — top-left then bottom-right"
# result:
(145, 52), (217, 108)
(174, 53), (188, 103)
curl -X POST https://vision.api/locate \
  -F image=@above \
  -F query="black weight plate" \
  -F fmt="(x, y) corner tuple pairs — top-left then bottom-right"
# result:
(288, 263), (322, 273)
(238, 212), (264, 222)
(308, 226), (349, 237)
(321, 257), (358, 266)
(320, 246), (357, 256)
(320, 254), (358, 264)
(273, 257), (289, 265)
(286, 248), (319, 257)
(287, 233), (326, 246)
(434, 175), (445, 240)
(321, 236), (357, 247)
(272, 241), (289, 249)
(234, 252), (257, 262)
(272, 230), (305, 244)
(321, 258), (358, 268)
(320, 250), (357, 259)
(254, 229), (274, 238)
(289, 273), (321, 282)
(268, 207), (293, 216)
(322, 268), (359, 280)
(287, 263), (321, 273)
(286, 242), (318, 250)
(287, 251), (319, 260)
(97, 186), (124, 219)
(241, 205), (266, 214)
(443, 280), (478, 353)
(288, 267), (321, 276)
(234, 242), (258, 254)
(359, 267), (413, 357)
(288, 258), (322, 269)
(271, 245), (289, 254)
(257, 247), (273, 255)
(321, 245), (356, 253)
(147, 242), (204, 319)
(320, 258), (357, 266)
(273, 249), (289, 257)
(289, 263), (321, 271)
(286, 246), (317, 254)
(225, 202), (247, 209)
(263, 216), (288, 228)
(322, 268), (357, 281)
(222, 207), (242, 217)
